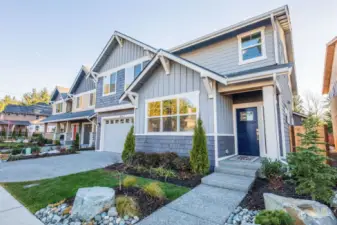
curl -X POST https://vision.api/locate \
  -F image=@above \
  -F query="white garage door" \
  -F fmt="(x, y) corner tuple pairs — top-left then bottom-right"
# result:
(102, 117), (133, 153)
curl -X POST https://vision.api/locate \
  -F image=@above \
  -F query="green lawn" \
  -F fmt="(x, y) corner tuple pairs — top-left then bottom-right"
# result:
(1, 169), (190, 213)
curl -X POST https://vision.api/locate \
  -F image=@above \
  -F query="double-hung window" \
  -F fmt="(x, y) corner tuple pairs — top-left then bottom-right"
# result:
(103, 72), (117, 95)
(89, 92), (96, 107)
(238, 27), (266, 64)
(56, 102), (63, 113)
(76, 96), (83, 109)
(124, 63), (143, 90)
(146, 92), (198, 133)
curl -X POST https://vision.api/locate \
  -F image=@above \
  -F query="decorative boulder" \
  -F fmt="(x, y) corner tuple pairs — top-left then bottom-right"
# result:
(71, 187), (115, 221)
(264, 193), (337, 225)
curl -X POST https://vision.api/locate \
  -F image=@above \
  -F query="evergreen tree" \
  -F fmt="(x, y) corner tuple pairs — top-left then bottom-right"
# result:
(190, 119), (209, 174)
(287, 117), (337, 203)
(72, 133), (80, 151)
(122, 126), (135, 163)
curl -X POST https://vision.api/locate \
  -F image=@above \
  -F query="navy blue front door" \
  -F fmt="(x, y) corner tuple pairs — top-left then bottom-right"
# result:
(236, 107), (260, 156)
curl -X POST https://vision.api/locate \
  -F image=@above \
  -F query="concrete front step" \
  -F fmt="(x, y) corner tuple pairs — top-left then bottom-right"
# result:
(201, 173), (255, 192)
(215, 166), (257, 177)
(218, 159), (261, 171)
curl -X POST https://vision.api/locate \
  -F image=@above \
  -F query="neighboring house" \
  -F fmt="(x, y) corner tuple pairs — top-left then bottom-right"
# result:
(42, 67), (97, 148)
(322, 36), (337, 145)
(91, 5), (296, 169)
(292, 112), (307, 126)
(0, 103), (52, 136)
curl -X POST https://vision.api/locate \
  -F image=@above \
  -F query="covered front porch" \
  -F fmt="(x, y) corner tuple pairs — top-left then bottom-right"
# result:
(215, 72), (291, 166)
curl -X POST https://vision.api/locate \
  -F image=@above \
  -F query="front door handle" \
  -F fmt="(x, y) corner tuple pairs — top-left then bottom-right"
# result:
(256, 128), (259, 141)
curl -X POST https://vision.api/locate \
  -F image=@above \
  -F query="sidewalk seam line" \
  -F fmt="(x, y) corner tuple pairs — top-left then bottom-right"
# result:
(0, 205), (23, 213)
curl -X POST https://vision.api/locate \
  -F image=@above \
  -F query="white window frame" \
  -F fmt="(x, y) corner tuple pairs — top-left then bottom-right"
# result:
(89, 92), (96, 108)
(75, 96), (82, 109)
(103, 72), (117, 96)
(124, 63), (144, 91)
(55, 101), (63, 114)
(237, 27), (267, 65)
(145, 91), (199, 135)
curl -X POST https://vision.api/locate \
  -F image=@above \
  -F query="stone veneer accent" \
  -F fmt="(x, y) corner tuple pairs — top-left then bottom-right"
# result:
(136, 135), (216, 170)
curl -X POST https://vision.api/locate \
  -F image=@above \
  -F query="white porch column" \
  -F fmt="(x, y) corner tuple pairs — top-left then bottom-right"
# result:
(262, 86), (279, 159)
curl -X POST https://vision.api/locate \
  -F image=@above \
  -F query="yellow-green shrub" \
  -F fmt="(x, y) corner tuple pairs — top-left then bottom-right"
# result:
(116, 196), (139, 217)
(142, 182), (165, 199)
(122, 176), (137, 188)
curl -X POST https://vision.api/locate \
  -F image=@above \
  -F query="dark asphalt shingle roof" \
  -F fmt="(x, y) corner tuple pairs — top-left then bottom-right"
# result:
(3, 103), (52, 116)
(0, 120), (31, 126)
(42, 110), (95, 123)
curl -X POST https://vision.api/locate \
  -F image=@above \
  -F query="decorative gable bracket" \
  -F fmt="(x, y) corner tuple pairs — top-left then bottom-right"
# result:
(144, 49), (155, 58)
(126, 91), (139, 108)
(115, 36), (124, 47)
(159, 55), (170, 75)
(201, 75), (214, 99)
(89, 72), (99, 83)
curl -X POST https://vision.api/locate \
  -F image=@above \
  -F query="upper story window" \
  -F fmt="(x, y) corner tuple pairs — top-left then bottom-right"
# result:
(76, 96), (83, 109)
(125, 63), (143, 90)
(103, 72), (117, 95)
(89, 92), (96, 107)
(146, 91), (198, 133)
(56, 102), (63, 113)
(238, 27), (266, 65)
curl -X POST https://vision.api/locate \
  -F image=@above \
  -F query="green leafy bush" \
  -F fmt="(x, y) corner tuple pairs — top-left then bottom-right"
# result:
(255, 210), (294, 225)
(159, 152), (179, 169)
(31, 146), (40, 154)
(71, 133), (80, 152)
(122, 176), (137, 188)
(142, 182), (165, 198)
(122, 126), (135, 163)
(150, 167), (176, 180)
(116, 196), (139, 217)
(261, 158), (284, 179)
(287, 117), (337, 203)
(172, 157), (191, 171)
(54, 140), (61, 146)
(190, 119), (209, 174)
(11, 148), (23, 155)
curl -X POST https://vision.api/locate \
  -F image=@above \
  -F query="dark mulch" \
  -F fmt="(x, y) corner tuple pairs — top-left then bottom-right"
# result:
(105, 163), (202, 188)
(7, 152), (77, 162)
(114, 186), (169, 218)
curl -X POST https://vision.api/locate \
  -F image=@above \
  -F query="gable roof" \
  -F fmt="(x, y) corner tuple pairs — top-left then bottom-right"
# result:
(169, 5), (291, 54)
(3, 103), (52, 116)
(322, 36), (337, 94)
(120, 49), (228, 101)
(50, 86), (69, 102)
(68, 65), (94, 95)
(91, 31), (157, 73)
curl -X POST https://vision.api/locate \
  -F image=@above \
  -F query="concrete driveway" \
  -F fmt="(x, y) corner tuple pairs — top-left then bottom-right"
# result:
(0, 151), (121, 182)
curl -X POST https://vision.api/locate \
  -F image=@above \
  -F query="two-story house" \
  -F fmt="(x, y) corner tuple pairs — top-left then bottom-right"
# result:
(42, 66), (97, 148)
(0, 103), (51, 137)
(92, 5), (297, 169)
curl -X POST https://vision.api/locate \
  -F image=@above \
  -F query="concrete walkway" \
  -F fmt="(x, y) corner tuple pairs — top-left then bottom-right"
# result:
(0, 186), (43, 225)
(138, 158), (260, 225)
(0, 151), (121, 182)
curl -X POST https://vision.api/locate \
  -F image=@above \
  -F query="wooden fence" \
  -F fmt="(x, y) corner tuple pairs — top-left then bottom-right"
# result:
(289, 125), (330, 163)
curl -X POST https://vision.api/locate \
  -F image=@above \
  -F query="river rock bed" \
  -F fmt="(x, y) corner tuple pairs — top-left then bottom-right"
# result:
(225, 206), (259, 225)
(35, 203), (139, 225)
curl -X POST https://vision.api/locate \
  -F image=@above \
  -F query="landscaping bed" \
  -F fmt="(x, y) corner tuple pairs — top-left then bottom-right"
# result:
(6, 151), (77, 161)
(105, 163), (202, 188)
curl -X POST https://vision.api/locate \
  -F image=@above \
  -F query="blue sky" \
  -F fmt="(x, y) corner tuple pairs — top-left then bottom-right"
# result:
(0, 0), (336, 99)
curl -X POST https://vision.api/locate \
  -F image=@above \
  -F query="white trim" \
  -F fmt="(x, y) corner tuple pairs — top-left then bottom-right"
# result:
(212, 80), (219, 167)
(120, 50), (228, 102)
(144, 91), (199, 134)
(169, 6), (289, 53)
(81, 122), (92, 145)
(271, 14), (280, 64)
(99, 114), (134, 152)
(54, 102), (65, 115)
(124, 63), (144, 91)
(94, 103), (134, 113)
(97, 56), (150, 78)
(72, 89), (96, 98)
(232, 102), (265, 157)
(102, 72), (117, 96)
(218, 154), (237, 161)
(88, 92), (96, 108)
(237, 27), (267, 65)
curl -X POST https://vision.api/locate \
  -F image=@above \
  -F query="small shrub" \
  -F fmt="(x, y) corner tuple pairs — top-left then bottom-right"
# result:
(190, 119), (209, 174)
(144, 153), (161, 168)
(159, 152), (179, 169)
(261, 158), (284, 179)
(31, 146), (40, 154)
(116, 196), (139, 217)
(134, 165), (148, 174)
(11, 147), (23, 155)
(255, 210), (294, 225)
(172, 157), (191, 171)
(54, 140), (61, 146)
(122, 176), (137, 188)
(150, 167), (176, 181)
(131, 152), (146, 166)
(122, 126), (135, 163)
(142, 182), (165, 199)
(71, 134), (80, 151)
